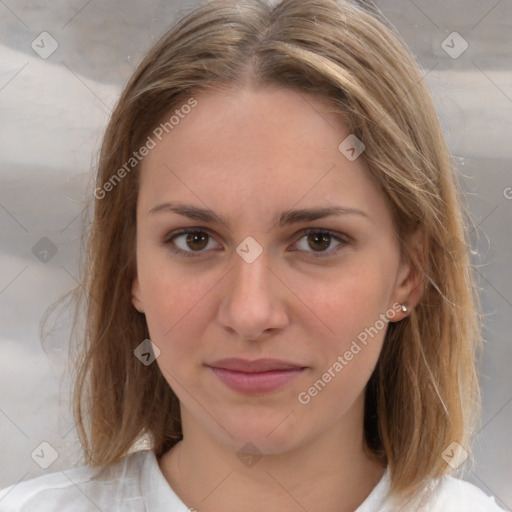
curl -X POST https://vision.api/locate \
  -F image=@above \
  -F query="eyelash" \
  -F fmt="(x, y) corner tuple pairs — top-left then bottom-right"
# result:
(163, 228), (351, 259)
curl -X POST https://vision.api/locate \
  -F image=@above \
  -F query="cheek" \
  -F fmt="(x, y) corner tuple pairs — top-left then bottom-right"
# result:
(293, 257), (396, 341)
(136, 250), (215, 353)
(294, 268), (390, 417)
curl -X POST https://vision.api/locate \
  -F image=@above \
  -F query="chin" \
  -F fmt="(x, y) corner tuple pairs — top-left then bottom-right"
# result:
(211, 407), (305, 454)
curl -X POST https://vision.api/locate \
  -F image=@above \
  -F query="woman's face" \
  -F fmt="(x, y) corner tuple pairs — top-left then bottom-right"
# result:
(132, 86), (418, 454)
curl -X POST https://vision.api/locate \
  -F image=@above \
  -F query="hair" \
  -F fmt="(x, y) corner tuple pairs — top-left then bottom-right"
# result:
(51, 0), (483, 504)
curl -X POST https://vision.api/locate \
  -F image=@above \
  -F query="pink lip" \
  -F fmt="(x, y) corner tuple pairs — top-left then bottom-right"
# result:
(206, 358), (307, 394)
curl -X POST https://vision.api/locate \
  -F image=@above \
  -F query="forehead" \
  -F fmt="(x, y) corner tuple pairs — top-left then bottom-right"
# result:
(136, 86), (386, 225)
(142, 85), (350, 171)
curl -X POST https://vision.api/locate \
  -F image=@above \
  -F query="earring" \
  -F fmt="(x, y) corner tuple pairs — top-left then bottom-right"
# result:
(401, 304), (408, 313)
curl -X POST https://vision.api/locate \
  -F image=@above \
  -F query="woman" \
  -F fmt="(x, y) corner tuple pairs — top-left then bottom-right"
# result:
(0, 0), (505, 510)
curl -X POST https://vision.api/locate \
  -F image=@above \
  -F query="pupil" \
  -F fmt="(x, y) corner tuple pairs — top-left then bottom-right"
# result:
(309, 232), (330, 251)
(187, 232), (208, 250)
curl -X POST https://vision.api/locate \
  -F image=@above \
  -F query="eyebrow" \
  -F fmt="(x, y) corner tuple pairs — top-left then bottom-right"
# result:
(148, 202), (369, 228)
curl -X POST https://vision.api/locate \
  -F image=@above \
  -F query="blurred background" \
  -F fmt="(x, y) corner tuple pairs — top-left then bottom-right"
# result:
(0, 0), (510, 509)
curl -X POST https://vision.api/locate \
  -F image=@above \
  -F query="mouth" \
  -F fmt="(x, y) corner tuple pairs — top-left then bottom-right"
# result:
(205, 358), (307, 394)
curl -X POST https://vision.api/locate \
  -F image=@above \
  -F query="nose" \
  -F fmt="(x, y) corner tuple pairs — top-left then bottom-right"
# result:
(216, 247), (289, 342)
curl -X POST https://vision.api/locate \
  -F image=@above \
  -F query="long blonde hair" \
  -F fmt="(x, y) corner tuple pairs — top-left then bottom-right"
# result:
(55, 0), (482, 503)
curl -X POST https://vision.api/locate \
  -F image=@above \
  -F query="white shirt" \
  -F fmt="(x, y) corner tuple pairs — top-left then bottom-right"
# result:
(0, 449), (506, 511)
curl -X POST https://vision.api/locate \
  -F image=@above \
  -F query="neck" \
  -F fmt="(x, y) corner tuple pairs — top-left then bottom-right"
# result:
(158, 393), (385, 512)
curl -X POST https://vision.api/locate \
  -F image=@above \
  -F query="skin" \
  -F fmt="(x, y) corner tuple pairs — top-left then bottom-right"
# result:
(132, 85), (423, 512)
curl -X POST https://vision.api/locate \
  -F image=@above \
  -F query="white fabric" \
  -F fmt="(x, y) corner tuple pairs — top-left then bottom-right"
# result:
(0, 449), (506, 511)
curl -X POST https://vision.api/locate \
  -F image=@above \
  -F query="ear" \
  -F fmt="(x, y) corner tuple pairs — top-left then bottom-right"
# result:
(132, 273), (145, 313)
(389, 229), (424, 322)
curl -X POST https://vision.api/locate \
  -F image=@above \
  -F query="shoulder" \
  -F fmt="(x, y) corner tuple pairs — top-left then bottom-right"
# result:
(364, 470), (506, 512)
(0, 449), (151, 512)
(426, 476), (503, 512)
(425, 475), (506, 511)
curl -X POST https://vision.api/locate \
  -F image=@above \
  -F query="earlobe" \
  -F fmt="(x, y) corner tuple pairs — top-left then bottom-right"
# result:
(391, 231), (425, 321)
(400, 270), (424, 315)
(131, 275), (145, 313)
(390, 268), (423, 322)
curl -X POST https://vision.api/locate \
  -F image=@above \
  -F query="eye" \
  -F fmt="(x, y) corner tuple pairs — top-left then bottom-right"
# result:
(163, 228), (351, 259)
(164, 229), (221, 257)
(291, 229), (350, 258)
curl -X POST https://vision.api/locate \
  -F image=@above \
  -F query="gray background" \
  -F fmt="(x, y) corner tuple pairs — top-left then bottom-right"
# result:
(0, 0), (511, 509)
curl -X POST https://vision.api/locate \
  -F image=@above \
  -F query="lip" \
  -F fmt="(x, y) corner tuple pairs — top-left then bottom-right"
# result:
(206, 358), (307, 394)
(208, 357), (305, 372)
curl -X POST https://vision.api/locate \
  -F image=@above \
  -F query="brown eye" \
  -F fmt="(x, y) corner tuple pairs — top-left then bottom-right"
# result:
(164, 229), (221, 257)
(292, 229), (350, 258)
(307, 231), (332, 252)
(185, 231), (209, 251)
